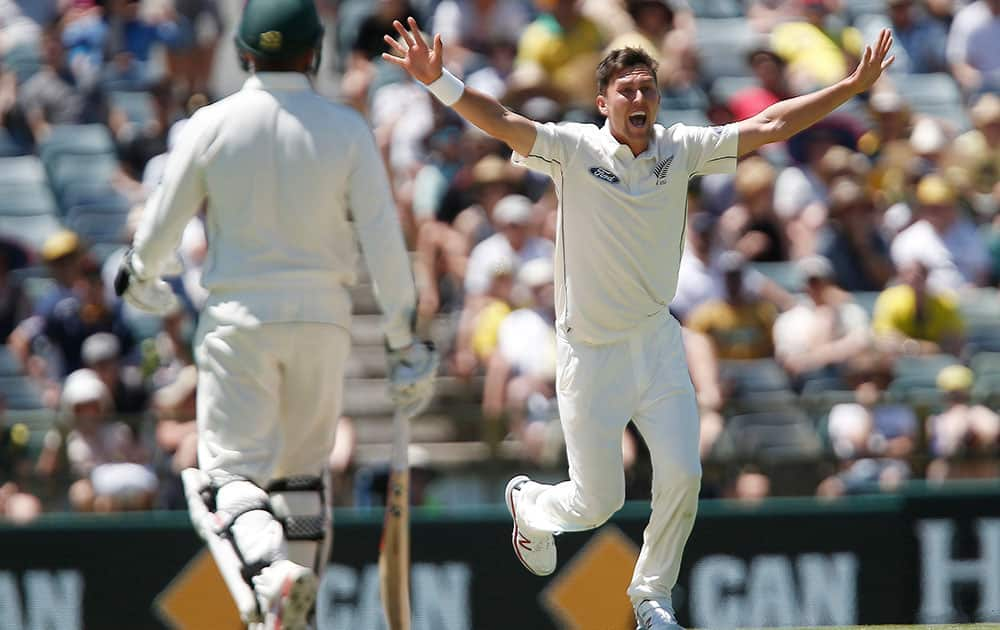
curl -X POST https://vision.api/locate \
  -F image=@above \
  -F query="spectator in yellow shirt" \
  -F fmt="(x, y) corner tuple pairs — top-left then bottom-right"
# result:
(517, 0), (605, 89)
(872, 259), (965, 356)
(686, 252), (778, 360)
(471, 261), (516, 362)
(771, 0), (863, 90)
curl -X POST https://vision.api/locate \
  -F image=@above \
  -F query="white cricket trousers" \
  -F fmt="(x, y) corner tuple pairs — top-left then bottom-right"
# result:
(194, 314), (351, 485)
(523, 312), (701, 607)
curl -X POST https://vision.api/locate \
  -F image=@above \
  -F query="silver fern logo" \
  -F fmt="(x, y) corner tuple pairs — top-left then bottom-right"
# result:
(653, 155), (674, 185)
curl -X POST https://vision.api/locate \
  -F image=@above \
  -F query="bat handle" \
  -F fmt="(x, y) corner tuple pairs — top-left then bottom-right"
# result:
(390, 408), (411, 473)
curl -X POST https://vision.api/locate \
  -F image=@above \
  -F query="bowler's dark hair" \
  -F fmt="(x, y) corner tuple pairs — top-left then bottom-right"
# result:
(596, 47), (659, 94)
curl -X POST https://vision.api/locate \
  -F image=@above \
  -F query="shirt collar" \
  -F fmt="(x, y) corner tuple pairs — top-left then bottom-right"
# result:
(599, 120), (661, 162)
(243, 72), (313, 92)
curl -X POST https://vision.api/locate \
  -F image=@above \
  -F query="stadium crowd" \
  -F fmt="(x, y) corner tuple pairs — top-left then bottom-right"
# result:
(0, 0), (997, 521)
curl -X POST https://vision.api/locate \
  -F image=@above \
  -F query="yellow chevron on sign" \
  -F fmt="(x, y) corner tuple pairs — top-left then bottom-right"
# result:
(543, 526), (640, 630)
(155, 549), (242, 630)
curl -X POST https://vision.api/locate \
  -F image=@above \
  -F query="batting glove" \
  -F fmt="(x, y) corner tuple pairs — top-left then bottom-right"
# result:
(387, 340), (439, 418)
(114, 249), (180, 315)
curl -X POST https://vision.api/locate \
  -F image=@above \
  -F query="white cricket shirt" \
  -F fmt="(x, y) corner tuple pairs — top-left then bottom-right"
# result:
(513, 120), (739, 344)
(133, 72), (415, 348)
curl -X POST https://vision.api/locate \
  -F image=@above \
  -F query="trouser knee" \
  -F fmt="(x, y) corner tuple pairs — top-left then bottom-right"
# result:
(573, 483), (626, 527)
(653, 461), (702, 497)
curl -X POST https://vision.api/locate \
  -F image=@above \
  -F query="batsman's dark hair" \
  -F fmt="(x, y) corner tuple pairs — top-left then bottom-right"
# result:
(596, 47), (660, 94)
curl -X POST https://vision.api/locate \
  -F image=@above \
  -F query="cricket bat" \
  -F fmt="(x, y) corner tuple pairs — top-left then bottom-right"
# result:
(379, 407), (411, 630)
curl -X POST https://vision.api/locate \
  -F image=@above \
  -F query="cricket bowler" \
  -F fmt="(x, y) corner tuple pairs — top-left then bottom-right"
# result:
(114, 1), (437, 627)
(384, 16), (893, 629)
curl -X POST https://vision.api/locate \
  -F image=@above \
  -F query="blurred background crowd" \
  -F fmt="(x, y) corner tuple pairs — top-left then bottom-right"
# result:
(0, 0), (997, 523)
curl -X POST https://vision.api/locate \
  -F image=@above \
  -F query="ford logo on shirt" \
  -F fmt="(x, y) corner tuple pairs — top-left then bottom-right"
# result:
(589, 167), (620, 184)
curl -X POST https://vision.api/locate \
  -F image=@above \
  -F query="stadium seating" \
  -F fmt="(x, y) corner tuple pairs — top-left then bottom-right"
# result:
(712, 409), (823, 460)
(694, 18), (756, 79)
(0, 375), (45, 410)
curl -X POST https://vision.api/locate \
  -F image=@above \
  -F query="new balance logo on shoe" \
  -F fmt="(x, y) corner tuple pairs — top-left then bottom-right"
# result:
(516, 532), (532, 552)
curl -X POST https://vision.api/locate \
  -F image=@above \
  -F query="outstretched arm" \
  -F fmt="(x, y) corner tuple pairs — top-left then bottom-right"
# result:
(737, 29), (895, 156)
(382, 17), (537, 157)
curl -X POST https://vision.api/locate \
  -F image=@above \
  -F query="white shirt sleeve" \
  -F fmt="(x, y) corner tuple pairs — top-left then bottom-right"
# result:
(681, 123), (740, 176)
(511, 121), (583, 179)
(133, 110), (208, 277)
(349, 122), (417, 350)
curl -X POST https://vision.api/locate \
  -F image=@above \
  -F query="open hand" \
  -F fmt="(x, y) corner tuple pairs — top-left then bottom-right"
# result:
(381, 17), (444, 86)
(848, 28), (895, 94)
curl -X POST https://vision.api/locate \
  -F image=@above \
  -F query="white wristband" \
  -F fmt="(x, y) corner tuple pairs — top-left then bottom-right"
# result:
(425, 69), (464, 106)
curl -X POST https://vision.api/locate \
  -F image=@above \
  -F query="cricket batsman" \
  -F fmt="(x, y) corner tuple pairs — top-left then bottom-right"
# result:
(384, 17), (893, 630)
(114, 1), (437, 628)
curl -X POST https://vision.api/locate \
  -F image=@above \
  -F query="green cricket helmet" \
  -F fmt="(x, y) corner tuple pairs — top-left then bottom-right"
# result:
(235, 0), (325, 72)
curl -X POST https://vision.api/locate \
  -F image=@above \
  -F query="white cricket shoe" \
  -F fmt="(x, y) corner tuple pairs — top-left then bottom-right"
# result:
(505, 475), (557, 576)
(635, 599), (683, 630)
(254, 560), (318, 630)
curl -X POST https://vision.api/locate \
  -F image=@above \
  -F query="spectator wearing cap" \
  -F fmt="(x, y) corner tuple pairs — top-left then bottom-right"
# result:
(946, 0), (1000, 95)
(890, 174), (990, 290)
(827, 351), (916, 455)
(774, 255), (872, 378)
(872, 257), (964, 356)
(464, 194), (554, 298)
(685, 251), (779, 360)
(452, 252), (517, 378)
(81, 332), (146, 415)
(729, 46), (793, 122)
(817, 352), (914, 498)
(454, 195), (552, 376)
(412, 152), (517, 320)
(926, 364), (1000, 480)
(482, 257), (558, 462)
(39, 368), (154, 511)
(672, 212), (790, 321)
(888, 0), (948, 74)
(857, 90), (912, 157)
(11, 246), (135, 377)
(818, 177), (895, 291)
(470, 255), (516, 364)
(8, 230), (83, 368)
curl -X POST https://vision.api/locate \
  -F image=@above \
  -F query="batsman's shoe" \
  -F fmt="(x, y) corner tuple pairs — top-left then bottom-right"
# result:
(635, 599), (683, 630)
(254, 560), (318, 630)
(505, 475), (556, 576)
